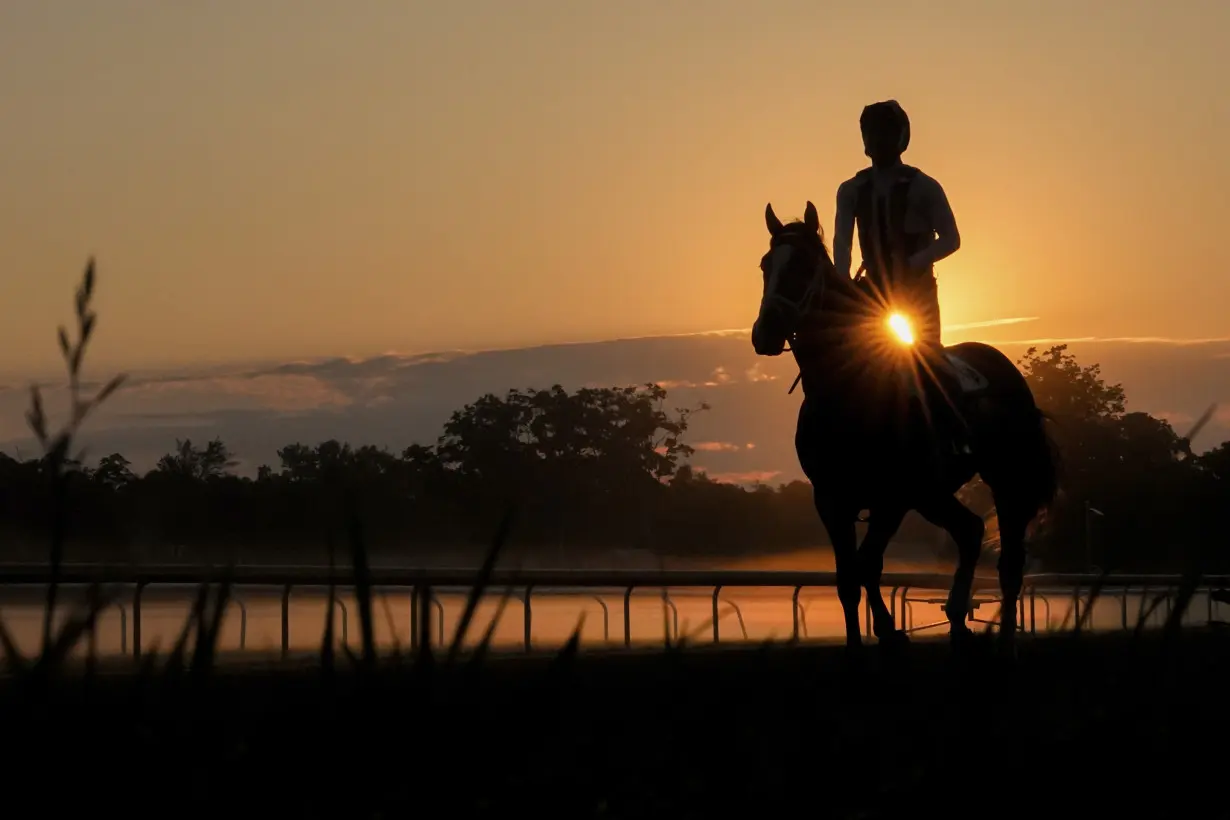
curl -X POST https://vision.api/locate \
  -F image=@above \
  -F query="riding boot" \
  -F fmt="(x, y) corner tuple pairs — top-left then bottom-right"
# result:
(918, 347), (969, 477)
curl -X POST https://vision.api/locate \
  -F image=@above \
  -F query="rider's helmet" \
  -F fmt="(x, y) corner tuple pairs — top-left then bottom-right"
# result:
(860, 100), (911, 162)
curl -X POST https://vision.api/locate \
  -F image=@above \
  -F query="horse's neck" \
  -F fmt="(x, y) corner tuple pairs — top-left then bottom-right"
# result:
(793, 319), (849, 392)
(793, 300), (873, 391)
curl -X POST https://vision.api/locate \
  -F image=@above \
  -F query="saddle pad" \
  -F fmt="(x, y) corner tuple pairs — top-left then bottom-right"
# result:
(945, 353), (990, 393)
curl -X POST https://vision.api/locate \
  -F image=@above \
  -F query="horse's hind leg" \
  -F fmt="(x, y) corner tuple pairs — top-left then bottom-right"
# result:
(916, 494), (985, 642)
(858, 506), (909, 646)
(992, 500), (1031, 654)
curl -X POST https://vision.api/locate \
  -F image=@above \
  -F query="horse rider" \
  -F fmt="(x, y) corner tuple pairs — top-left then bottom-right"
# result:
(830, 99), (969, 472)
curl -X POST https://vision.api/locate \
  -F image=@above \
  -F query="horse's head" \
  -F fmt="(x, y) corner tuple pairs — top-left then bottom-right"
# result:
(751, 201), (835, 357)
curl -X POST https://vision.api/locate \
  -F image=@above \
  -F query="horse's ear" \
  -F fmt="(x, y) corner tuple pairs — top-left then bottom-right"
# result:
(803, 201), (820, 233)
(765, 203), (784, 235)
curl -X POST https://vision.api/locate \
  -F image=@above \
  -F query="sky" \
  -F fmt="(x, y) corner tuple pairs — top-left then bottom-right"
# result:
(1, 1), (1228, 478)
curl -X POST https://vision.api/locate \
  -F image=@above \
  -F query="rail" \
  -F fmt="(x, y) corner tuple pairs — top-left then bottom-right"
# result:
(0, 565), (1225, 659)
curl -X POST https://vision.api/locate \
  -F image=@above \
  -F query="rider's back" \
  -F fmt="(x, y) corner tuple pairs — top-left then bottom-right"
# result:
(838, 163), (952, 291)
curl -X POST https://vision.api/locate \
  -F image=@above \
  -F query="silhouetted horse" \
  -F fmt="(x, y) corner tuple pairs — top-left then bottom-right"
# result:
(751, 201), (1058, 654)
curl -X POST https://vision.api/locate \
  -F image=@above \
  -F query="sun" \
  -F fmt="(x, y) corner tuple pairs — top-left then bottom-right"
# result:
(887, 312), (915, 346)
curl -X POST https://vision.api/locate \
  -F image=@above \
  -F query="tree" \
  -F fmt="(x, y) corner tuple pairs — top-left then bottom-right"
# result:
(438, 384), (700, 481)
(95, 453), (137, 489)
(432, 384), (706, 544)
(154, 438), (237, 481)
(1014, 346), (1199, 570)
(1017, 345), (1126, 422)
(0, 367), (1226, 572)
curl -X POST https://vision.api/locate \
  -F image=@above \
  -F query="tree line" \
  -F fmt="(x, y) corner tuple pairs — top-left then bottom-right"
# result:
(2, 345), (1228, 572)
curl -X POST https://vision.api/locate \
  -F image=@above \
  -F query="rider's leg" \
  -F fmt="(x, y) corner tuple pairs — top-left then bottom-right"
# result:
(913, 277), (968, 455)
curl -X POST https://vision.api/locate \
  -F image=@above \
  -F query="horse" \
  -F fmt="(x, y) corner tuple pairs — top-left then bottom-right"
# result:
(750, 201), (1058, 655)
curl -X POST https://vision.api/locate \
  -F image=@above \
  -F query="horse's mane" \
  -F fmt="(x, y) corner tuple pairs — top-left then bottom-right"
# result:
(776, 220), (860, 304)
(780, 218), (827, 247)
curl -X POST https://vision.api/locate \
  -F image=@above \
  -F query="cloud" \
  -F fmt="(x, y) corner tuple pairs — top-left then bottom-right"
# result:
(982, 335), (1230, 347)
(705, 470), (782, 486)
(3, 326), (1229, 480)
(129, 373), (354, 412)
(744, 362), (777, 383)
(693, 441), (742, 452)
(0, 333), (806, 474)
(944, 316), (1040, 331)
(655, 317), (1043, 342)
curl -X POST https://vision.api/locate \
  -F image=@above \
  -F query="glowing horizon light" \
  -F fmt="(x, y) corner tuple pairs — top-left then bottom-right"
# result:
(887, 312), (915, 346)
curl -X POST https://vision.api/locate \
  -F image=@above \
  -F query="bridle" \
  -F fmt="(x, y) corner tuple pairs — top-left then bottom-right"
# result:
(762, 233), (831, 357)
(761, 233), (833, 394)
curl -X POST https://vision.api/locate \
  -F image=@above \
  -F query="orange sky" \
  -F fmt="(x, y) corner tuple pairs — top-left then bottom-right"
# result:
(1, 0), (1227, 378)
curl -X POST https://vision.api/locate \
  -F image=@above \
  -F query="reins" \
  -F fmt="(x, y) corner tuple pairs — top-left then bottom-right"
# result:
(785, 252), (855, 396)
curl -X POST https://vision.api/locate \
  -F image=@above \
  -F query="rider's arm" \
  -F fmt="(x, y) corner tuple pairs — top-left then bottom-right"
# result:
(832, 179), (857, 279)
(909, 176), (961, 268)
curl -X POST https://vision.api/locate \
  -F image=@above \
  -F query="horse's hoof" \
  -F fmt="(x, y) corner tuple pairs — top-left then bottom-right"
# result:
(995, 634), (1019, 663)
(949, 625), (983, 655)
(877, 629), (911, 654)
(842, 641), (866, 665)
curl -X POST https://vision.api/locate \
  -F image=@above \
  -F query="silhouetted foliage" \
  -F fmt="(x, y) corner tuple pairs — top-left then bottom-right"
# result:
(0, 340), (1223, 570)
(962, 344), (1218, 571)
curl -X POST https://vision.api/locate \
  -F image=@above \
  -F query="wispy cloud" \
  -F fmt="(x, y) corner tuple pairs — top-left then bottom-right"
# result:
(659, 318), (1043, 341)
(4, 326), (1228, 481)
(744, 362), (777, 383)
(705, 469), (782, 485)
(655, 365), (740, 390)
(944, 316), (1039, 331)
(981, 335), (1230, 347)
(130, 373), (354, 412)
(693, 441), (742, 452)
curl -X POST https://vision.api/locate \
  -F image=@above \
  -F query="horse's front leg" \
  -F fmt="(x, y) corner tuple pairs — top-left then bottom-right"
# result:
(917, 494), (985, 646)
(858, 505), (909, 648)
(815, 492), (863, 649)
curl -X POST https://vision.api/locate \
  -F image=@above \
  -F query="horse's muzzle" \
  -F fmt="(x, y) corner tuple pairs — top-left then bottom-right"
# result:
(751, 319), (785, 357)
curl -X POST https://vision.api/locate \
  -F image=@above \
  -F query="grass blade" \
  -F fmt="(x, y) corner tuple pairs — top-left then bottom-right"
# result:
(343, 491), (376, 668)
(0, 615), (28, 675)
(416, 583), (434, 667)
(448, 507), (515, 665)
(471, 585), (516, 667)
(380, 593), (403, 659)
(321, 534), (337, 672)
(166, 584), (210, 674)
(35, 583), (118, 674)
(190, 579), (232, 679)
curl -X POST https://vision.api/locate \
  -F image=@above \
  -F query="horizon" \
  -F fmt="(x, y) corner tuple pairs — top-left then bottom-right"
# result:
(2, 1), (1228, 484)
(3, 2), (1228, 371)
(2, 328), (1226, 486)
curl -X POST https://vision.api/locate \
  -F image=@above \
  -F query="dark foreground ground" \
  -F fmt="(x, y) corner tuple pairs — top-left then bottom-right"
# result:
(4, 631), (1229, 819)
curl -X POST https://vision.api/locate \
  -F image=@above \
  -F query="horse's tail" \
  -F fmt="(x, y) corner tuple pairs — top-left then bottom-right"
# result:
(952, 340), (1062, 522)
(1014, 405), (1062, 525)
(977, 401), (1061, 544)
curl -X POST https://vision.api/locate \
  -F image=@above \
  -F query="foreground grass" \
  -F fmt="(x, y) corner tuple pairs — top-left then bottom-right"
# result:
(3, 630), (1229, 817)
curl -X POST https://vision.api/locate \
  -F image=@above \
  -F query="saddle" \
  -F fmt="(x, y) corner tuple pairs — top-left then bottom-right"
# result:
(905, 350), (986, 462)
(945, 352), (990, 394)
